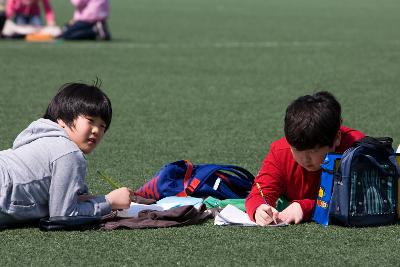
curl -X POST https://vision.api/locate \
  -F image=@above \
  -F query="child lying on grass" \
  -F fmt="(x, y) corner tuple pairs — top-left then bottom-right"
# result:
(245, 91), (365, 225)
(0, 81), (132, 228)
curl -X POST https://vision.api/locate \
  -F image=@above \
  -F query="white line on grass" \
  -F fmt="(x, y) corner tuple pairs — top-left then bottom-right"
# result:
(2, 40), (400, 49)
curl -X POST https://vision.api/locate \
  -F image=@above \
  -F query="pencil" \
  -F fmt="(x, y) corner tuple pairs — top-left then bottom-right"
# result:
(97, 171), (136, 202)
(97, 170), (122, 189)
(256, 182), (277, 224)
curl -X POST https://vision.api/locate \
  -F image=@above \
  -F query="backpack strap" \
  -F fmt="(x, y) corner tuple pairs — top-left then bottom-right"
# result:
(176, 160), (194, 197)
(180, 164), (223, 196)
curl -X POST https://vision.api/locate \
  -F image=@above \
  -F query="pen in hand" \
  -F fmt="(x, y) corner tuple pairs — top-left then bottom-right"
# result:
(97, 171), (135, 202)
(256, 182), (278, 224)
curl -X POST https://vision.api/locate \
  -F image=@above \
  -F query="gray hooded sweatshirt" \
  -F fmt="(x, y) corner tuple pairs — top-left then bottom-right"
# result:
(0, 118), (111, 221)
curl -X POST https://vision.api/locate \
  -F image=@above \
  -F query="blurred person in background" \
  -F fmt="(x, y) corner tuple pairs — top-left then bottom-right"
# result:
(5, 0), (56, 27)
(60, 0), (110, 41)
(0, 0), (5, 34)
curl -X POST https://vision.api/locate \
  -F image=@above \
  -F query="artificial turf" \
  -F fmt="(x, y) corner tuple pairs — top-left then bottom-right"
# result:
(1, 0), (400, 265)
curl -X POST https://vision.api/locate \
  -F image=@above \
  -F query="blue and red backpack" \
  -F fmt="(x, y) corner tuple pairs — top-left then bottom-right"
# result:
(134, 160), (255, 200)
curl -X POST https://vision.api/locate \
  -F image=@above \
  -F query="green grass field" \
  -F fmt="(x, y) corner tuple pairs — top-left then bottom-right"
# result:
(1, 0), (400, 265)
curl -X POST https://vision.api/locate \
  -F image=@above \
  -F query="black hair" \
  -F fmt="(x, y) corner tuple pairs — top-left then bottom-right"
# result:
(43, 81), (112, 131)
(284, 91), (341, 150)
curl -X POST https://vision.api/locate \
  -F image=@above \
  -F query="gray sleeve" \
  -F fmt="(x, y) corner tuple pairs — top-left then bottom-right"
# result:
(48, 152), (112, 217)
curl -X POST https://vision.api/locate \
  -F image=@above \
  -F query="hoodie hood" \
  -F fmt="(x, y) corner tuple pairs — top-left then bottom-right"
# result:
(13, 119), (70, 149)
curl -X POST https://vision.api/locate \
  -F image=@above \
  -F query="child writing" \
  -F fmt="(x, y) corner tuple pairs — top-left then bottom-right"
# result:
(0, 81), (132, 228)
(60, 0), (110, 40)
(245, 91), (365, 225)
(5, 0), (56, 26)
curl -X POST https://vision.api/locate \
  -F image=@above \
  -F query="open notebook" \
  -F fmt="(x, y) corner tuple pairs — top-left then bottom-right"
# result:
(214, 204), (288, 227)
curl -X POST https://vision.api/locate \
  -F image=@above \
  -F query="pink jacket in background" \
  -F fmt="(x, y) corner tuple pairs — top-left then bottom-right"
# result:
(71, 0), (109, 23)
(6, 0), (55, 25)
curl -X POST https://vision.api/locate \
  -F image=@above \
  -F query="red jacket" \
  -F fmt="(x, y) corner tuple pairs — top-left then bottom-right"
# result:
(245, 126), (365, 222)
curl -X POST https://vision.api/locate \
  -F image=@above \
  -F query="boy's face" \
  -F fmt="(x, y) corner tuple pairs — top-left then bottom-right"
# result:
(290, 131), (341, 172)
(58, 115), (106, 154)
(290, 146), (333, 172)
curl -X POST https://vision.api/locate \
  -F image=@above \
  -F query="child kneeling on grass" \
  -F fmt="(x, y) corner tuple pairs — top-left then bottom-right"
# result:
(0, 81), (132, 228)
(245, 91), (365, 226)
(60, 0), (111, 41)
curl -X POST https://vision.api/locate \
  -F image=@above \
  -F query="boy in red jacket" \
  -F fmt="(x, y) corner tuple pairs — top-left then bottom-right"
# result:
(245, 91), (364, 225)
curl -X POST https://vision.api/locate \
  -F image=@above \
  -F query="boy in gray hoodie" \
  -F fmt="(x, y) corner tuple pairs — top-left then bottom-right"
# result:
(0, 82), (132, 227)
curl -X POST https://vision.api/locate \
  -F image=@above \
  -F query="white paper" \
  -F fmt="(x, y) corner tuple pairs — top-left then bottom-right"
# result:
(156, 196), (203, 209)
(215, 204), (257, 226)
(214, 204), (288, 227)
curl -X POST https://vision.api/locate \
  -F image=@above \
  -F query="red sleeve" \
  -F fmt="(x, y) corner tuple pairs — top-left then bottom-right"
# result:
(336, 126), (365, 153)
(245, 142), (285, 221)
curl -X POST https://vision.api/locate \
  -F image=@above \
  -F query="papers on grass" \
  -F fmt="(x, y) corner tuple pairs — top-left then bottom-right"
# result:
(117, 196), (204, 218)
(117, 203), (165, 218)
(156, 196), (203, 209)
(214, 204), (289, 227)
(215, 204), (257, 226)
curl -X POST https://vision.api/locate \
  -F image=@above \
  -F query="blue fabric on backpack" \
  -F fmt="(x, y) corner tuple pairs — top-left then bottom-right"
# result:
(134, 160), (255, 200)
(313, 153), (342, 226)
(327, 137), (398, 227)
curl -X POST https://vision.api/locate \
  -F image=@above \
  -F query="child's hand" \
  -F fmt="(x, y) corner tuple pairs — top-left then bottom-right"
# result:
(105, 187), (133, 210)
(254, 204), (280, 226)
(278, 202), (304, 224)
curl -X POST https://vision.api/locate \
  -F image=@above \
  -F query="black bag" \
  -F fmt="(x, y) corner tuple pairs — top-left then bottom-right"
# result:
(39, 216), (104, 231)
(329, 136), (398, 227)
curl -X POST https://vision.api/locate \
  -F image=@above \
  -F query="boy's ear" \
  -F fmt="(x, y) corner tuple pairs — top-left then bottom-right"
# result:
(57, 119), (67, 128)
(333, 130), (341, 148)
